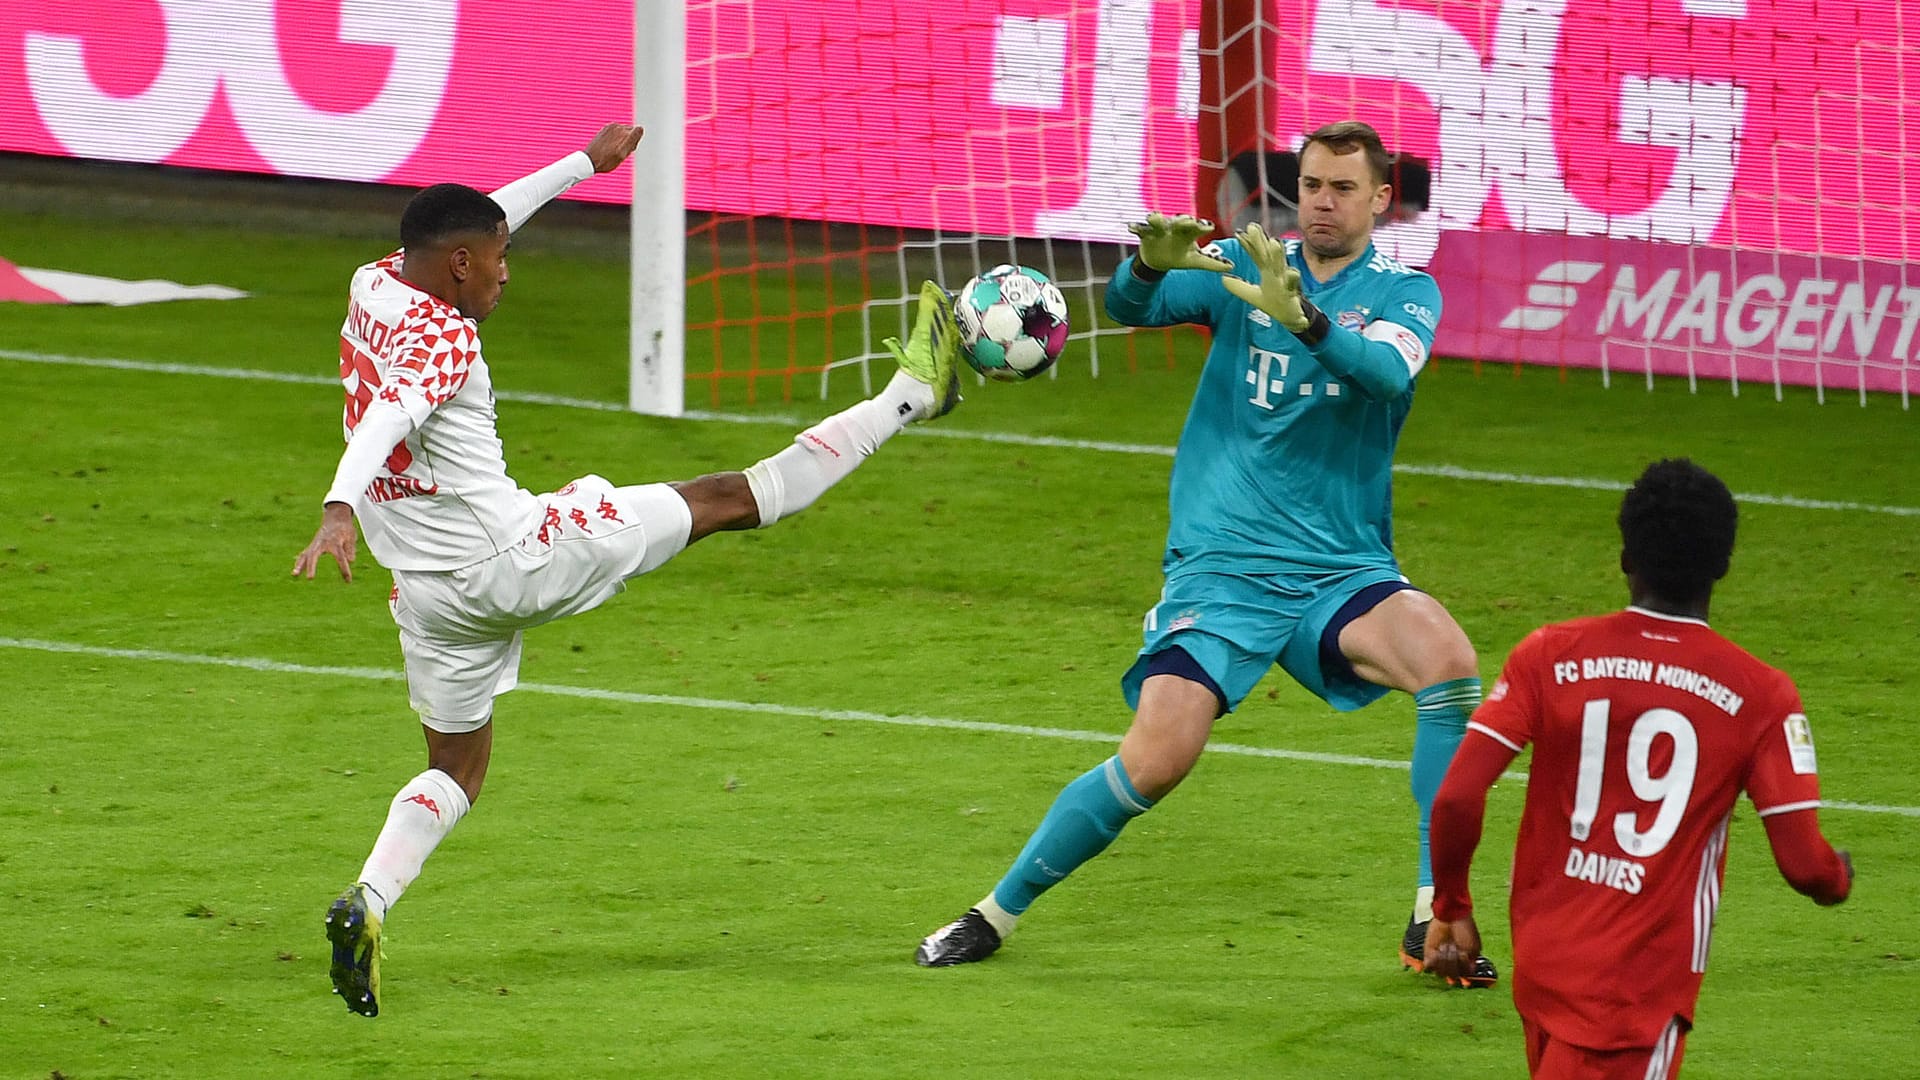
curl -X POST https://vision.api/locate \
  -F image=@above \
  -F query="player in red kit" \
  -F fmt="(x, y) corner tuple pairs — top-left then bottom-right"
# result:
(1422, 458), (1853, 1079)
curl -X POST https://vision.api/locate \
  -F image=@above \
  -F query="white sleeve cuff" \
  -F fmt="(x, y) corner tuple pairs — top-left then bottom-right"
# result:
(1466, 721), (1525, 753)
(1362, 319), (1431, 377)
(489, 151), (596, 233)
(323, 402), (417, 506)
(1755, 799), (1823, 818)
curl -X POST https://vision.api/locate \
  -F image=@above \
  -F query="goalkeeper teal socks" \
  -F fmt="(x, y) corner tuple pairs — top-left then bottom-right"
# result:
(1411, 677), (1481, 888)
(991, 755), (1155, 916)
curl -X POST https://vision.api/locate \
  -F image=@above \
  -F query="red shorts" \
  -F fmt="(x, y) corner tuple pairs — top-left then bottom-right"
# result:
(1523, 1015), (1689, 1080)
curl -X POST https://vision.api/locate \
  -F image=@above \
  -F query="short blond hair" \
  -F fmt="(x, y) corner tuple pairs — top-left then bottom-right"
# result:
(1301, 121), (1390, 186)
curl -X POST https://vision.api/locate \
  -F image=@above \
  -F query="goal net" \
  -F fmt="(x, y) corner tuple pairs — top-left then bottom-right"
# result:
(642, 0), (1209, 412)
(641, 0), (1919, 413)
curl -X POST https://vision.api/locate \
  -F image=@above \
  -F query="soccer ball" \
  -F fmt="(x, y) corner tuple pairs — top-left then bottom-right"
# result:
(953, 264), (1070, 381)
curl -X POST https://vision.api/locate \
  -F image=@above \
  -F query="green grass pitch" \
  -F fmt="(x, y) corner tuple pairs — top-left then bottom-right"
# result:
(1, 173), (1916, 1079)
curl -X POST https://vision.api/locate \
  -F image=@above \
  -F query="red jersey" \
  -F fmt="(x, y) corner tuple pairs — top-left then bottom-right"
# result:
(1467, 608), (1829, 1048)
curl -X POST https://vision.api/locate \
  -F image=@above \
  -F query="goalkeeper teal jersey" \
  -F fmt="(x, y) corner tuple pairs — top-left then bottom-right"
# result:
(1105, 238), (1442, 574)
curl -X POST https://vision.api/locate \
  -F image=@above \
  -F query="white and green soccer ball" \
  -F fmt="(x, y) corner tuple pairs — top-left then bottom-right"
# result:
(952, 264), (1070, 381)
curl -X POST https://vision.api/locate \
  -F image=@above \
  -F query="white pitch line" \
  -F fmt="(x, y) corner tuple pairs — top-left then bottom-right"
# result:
(7, 347), (1918, 517)
(0, 347), (629, 412)
(6, 636), (1917, 819)
(1393, 463), (1920, 516)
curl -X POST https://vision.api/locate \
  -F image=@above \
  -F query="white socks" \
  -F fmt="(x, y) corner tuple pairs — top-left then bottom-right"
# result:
(742, 370), (926, 528)
(357, 768), (471, 920)
(1414, 884), (1436, 923)
(976, 893), (1019, 939)
(878, 365), (940, 424)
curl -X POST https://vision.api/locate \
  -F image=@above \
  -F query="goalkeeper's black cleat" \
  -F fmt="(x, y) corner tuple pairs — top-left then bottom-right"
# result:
(325, 884), (384, 1017)
(1400, 915), (1498, 989)
(915, 908), (1003, 967)
(1398, 914), (1426, 970)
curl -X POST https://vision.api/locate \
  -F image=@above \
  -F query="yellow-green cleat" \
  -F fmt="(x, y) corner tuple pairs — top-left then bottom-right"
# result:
(325, 884), (384, 1017)
(883, 280), (963, 420)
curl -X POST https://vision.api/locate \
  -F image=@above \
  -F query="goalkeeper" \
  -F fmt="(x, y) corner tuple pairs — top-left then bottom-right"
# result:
(917, 121), (1493, 986)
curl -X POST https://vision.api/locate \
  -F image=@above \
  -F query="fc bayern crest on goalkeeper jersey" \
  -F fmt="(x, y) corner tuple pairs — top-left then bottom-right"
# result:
(337, 251), (540, 571)
(1108, 239), (1443, 574)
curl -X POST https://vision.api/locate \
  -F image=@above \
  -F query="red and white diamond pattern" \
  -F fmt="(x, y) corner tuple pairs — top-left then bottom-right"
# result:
(333, 250), (539, 570)
(390, 299), (478, 406)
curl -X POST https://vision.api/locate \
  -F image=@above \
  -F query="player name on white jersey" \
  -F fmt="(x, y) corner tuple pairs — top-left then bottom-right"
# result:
(345, 298), (397, 355)
(366, 476), (439, 502)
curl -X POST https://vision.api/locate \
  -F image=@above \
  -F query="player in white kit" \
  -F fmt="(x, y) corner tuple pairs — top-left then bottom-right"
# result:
(292, 123), (963, 1016)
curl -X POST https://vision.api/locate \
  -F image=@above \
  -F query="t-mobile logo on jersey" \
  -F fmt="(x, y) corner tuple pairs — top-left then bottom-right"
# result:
(1246, 348), (1342, 408)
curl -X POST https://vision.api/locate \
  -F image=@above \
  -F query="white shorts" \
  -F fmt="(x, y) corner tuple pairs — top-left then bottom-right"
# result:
(388, 475), (693, 732)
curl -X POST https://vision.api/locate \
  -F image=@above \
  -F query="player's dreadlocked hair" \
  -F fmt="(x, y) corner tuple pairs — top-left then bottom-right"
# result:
(1618, 458), (1738, 603)
(400, 183), (506, 251)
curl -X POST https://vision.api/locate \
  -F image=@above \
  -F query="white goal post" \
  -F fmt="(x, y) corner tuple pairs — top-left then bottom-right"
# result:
(629, 0), (687, 417)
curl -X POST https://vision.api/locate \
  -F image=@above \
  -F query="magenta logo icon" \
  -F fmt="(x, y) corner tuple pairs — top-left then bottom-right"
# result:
(1499, 262), (1608, 332)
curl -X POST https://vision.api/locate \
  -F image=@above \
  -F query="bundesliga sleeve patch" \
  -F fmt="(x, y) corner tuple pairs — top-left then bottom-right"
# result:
(1783, 713), (1819, 774)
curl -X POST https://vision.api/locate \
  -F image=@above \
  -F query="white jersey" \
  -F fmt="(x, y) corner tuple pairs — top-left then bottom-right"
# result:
(336, 251), (539, 570)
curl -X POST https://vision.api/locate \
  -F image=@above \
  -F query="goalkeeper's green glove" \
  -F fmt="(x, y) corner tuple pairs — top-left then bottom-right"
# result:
(1219, 223), (1329, 343)
(1125, 212), (1233, 274)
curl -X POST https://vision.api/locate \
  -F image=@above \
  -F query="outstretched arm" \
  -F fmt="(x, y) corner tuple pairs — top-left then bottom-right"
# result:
(490, 123), (644, 233)
(1104, 213), (1234, 328)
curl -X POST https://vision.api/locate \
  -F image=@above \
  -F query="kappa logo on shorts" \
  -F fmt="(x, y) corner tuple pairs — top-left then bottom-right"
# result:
(596, 498), (623, 524)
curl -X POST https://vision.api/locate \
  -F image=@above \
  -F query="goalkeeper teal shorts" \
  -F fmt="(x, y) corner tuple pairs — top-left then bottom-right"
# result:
(1121, 563), (1410, 714)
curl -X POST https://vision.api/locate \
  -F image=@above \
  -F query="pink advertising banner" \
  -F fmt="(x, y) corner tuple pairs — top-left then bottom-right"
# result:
(2, 1), (1914, 390)
(1428, 230), (1920, 396)
(0, 1), (637, 203)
